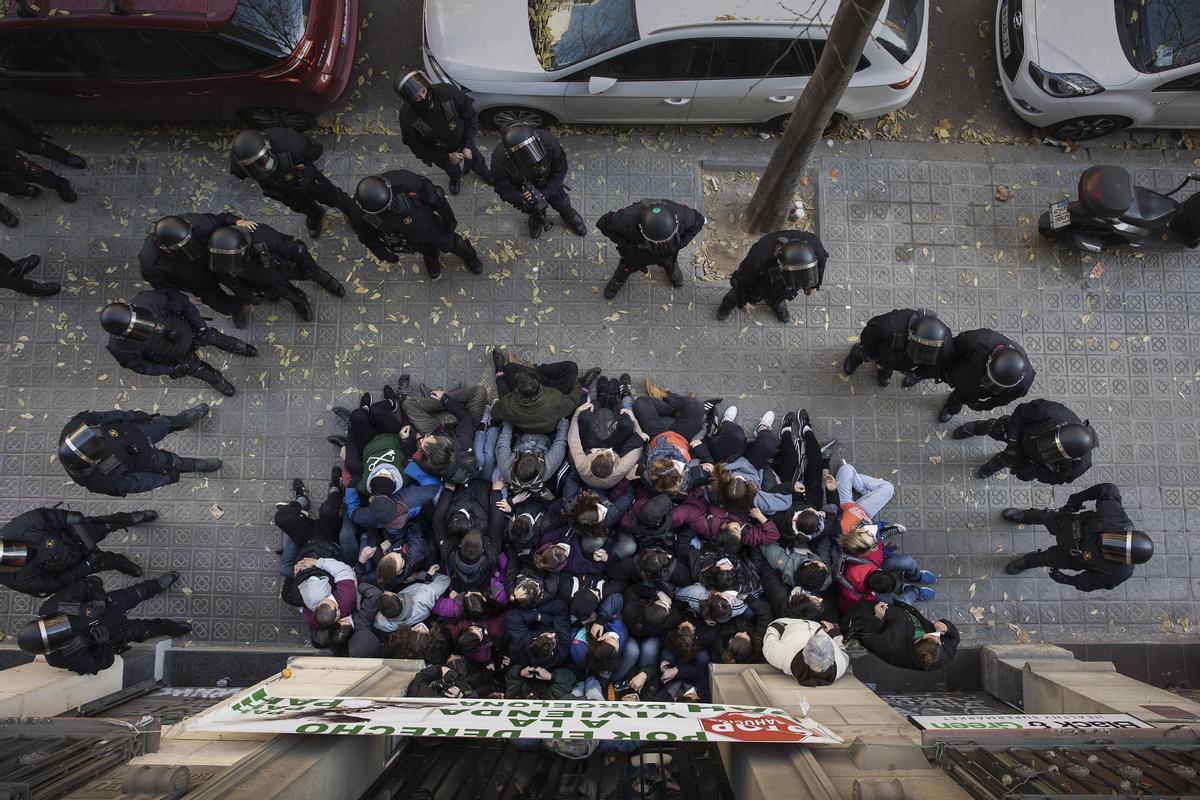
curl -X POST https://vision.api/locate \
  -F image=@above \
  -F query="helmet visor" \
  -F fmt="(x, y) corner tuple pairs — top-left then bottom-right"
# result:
(121, 306), (161, 342)
(783, 262), (819, 290)
(507, 133), (547, 171)
(1099, 531), (1134, 564)
(61, 424), (108, 467)
(209, 244), (246, 277)
(1033, 425), (1074, 466)
(239, 147), (276, 180)
(157, 228), (207, 262)
(0, 540), (28, 572)
(396, 70), (433, 107)
(36, 614), (75, 654)
(905, 334), (944, 365)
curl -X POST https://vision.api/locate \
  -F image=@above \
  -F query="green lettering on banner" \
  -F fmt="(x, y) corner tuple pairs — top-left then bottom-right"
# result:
(653, 713), (685, 719)
(397, 727), (427, 737)
(545, 711), (571, 719)
(508, 720), (537, 729)
(597, 711), (631, 718)
(645, 732), (677, 741)
(296, 723), (328, 734)
(429, 728), (459, 737)
(569, 731), (594, 740)
(367, 726), (395, 735)
(613, 731), (635, 740)
(491, 731), (520, 738)
(438, 710), (468, 716)
(508, 711), (540, 718)
(329, 725), (365, 736)
(680, 733), (708, 741)
(471, 710), (503, 717)
(462, 729), (489, 737)
(580, 721), (608, 729)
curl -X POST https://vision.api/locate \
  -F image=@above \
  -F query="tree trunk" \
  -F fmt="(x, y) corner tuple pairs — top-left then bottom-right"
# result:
(746, 0), (888, 232)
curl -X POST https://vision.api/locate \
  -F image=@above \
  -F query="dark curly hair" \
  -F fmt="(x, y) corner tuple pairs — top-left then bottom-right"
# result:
(387, 624), (449, 664)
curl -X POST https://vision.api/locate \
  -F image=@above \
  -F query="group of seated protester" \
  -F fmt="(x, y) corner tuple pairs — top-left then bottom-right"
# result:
(272, 348), (959, 703)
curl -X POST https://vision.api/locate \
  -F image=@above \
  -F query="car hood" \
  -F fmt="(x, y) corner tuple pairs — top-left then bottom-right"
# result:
(425, 0), (546, 80)
(1030, 0), (1139, 87)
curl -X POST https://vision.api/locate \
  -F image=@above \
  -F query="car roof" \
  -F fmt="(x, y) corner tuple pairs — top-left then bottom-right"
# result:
(0, 0), (237, 30)
(636, 0), (854, 35)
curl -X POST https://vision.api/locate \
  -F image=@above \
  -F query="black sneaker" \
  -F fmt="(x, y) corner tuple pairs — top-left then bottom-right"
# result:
(332, 407), (351, 422)
(425, 258), (442, 280)
(0, 205), (18, 228)
(57, 183), (77, 203)
(232, 306), (249, 330)
(604, 268), (629, 300)
(292, 478), (308, 502)
(1004, 555), (1031, 574)
(596, 376), (611, 407)
(306, 213), (323, 239)
(383, 384), (398, 411)
(618, 373), (633, 401)
(396, 374), (412, 399)
(213, 377), (237, 397)
(293, 299), (315, 321)
(492, 348), (507, 375)
(702, 398), (723, 432)
(327, 434), (347, 448)
(579, 367), (601, 390)
(359, 392), (371, 409)
(772, 302), (790, 323)
(1001, 508), (1027, 524)
(64, 153), (87, 169)
(449, 174), (461, 195)
(156, 571), (182, 590)
(14, 255), (39, 275)
(795, 408), (812, 436)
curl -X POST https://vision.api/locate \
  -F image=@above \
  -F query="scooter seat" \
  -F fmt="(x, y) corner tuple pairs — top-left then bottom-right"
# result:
(1078, 165), (1132, 218)
(1123, 186), (1177, 229)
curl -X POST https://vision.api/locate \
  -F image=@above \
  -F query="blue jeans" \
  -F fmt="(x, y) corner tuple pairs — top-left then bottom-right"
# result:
(836, 462), (894, 519)
(614, 637), (661, 682)
(473, 426), (499, 481)
(877, 551), (922, 604)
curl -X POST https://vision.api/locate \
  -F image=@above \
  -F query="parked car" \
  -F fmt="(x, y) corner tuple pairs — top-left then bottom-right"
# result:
(422, 0), (929, 129)
(996, 0), (1200, 140)
(0, 0), (358, 127)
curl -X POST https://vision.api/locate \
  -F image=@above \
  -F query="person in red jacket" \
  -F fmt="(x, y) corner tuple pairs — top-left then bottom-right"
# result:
(673, 486), (781, 549)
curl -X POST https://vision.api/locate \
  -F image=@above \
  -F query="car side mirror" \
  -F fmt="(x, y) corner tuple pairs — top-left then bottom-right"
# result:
(588, 76), (618, 95)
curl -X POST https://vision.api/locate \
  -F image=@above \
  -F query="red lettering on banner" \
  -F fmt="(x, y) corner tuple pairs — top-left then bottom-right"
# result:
(699, 712), (814, 743)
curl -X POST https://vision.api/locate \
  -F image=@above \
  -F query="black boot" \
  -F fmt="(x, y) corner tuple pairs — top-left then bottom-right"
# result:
(292, 298), (315, 322)
(312, 266), (345, 297)
(938, 400), (963, 424)
(901, 373), (925, 388)
(0, 204), (18, 228)
(232, 306), (249, 329)
(194, 362), (236, 396)
(306, 212), (324, 239)
(579, 367), (601, 390)
(952, 421), (987, 439)
(20, 280), (59, 297)
(125, 618), (192, 642)
(716, 291), (738, 321)
(842, 344), (865, 376)
(13, 255), (39, 274)
(604, 265), (633, 299)
(96, 551), (143, 577)
(977, 455), (1007, 479)
(876, 367), (893, 387)
(453, 236), (483, 275)
(166, 403), (210, 431)
(663, 258), (684, 288)
(55, 178), (77, 203)
(1004, 555), (1032, 574)
(527, 213), (546, 239)
(561, 209), (587, 237)
(383, 384), (398, 411)
(449, 173), (461, 195)
(1001, 507), (1030, 524)
(176, 457), (222, 473)
(596, 376), (611, 407)
(424, 252), (443, 280)
(772, 301), (790, 323)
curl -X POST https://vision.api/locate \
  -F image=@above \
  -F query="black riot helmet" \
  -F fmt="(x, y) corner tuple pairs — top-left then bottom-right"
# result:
(100, 302), (161, 342)
(502, 124), (547, 172)
(208, 226), (250, 277)
(17, 613), (75, 655)
(58, 423), (110, 469)
(1099, 530), (1154, 565)
(639, 203), (680, 255)
(985, 344), (1028, 389)
(0, 539), (28, 572)
(775, 238), (820, 290)
(906, 312), (951, 365)
(232, 130), (276, 179)
(153, 216), (206, 262)
(355, 175), (395, 215)
(1033, 422), (1097, 466)
(395, 70), (434, 111)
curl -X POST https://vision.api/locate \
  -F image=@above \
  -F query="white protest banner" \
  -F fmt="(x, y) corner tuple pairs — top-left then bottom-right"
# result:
(193, 687), (844, 745)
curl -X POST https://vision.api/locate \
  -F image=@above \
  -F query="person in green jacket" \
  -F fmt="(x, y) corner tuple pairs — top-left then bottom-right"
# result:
(490, 347), (598, 435)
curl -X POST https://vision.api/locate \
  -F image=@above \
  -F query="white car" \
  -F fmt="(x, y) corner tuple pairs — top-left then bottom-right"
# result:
(996, 0), (1200, 140)
(422, 0), (928, 129)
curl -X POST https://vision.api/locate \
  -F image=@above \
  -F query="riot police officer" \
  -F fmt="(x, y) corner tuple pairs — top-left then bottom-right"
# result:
(0, 507), (154, 597)
(936, 329), (1034, 423)
(101, 288), (258, 397)
(952, 399), (1097, 483)
(1001, 483), (1152, 592)
(0, 95), (86, 168)
(717, 231), (828, 323)
(16, 573), (191, 675)
(140, 213), (254, 327)
(208, 223), (345, 322)
(395, 70), (490, 195)
(0, 95), (85, 217)
(58, 404), (221, 497)
(230, 128), (356, 239)
(842, 308), (953, 388)
(353, 170), (483, 279)
(0, 252), (59, 297)
(490, 123), (586, 239)
(597, 199), (705, 299)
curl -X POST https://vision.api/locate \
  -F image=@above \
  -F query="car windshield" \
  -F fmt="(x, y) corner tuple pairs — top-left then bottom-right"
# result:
(877, 0), (925, 64)
(1117, 0), (1200, 72)
(224, 0), (311, 59)
(528, 0), (639, 71)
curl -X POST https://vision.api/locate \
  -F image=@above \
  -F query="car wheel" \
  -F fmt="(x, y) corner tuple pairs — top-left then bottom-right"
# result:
(238, 107), (317, 131)
(1048, 115), (1132, 141)
(480, 107), (557, 130)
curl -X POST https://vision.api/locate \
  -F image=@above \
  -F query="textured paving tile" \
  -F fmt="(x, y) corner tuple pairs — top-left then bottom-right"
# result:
(0, 131), (1195, 648)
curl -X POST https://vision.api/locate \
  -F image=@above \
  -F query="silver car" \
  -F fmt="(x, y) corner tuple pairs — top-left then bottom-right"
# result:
(422, 0), (929, 129)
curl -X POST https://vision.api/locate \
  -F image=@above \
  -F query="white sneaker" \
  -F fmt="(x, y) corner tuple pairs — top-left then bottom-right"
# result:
(757, 410), (776, 432)
(722, 405), (738, 423)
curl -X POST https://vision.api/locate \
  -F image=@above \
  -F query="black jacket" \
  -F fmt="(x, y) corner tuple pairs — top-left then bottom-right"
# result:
(106, 289), (204, 377)
(0, 96), (44, 150)
(356, 169), (457, 253)
(942, 329), (1035, 410)
(1004, 399), (1092, 485)
(848, 599), (960, 671)
(0, 508), (92, 597)
(1043, 483), (1136, 591)
(505, 599), (571, 668)
(229, 127), (324, 198)
(399, 84), (479, 160)
(859, 308), (953, 376)
(730, 230), (828, 302)
(221, 223), (318, 300)
(39, 577), (128, 675)
(622, 583), (684, 638)
(139, 212), (239, 295)
(596, 199), (705, 267)
(59, 410), (172, 496)
(491, 130), (568, 208)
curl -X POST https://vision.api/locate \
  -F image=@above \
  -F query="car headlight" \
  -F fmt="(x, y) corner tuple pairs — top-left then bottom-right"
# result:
(1027, 63), (1104, 98)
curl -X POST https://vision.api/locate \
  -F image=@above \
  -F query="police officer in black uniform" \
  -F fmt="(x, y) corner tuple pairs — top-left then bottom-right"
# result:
(842, 308), (953, 388)
(396, 70), (490, 195)
(0, 252), (59, 297)
(717, 231), (828, 323)
(1001, 483), (1152, 592)
(936, 329), (1034, 423)
(140, 214), (254, 327)
(230, 128), (356, 239)
(101, 288), (258, 397)
(0, 95), (85, 221)
(952, 399), (1097, 483)
(0, 507), (155, 597)
(353, 170), (483, 279)
(208, 222), (345, 322)
(490, 123), (586, 239)
(58, 404), (221, 497)
(16, 573), (191, 675)
(597, 199), (705, 299)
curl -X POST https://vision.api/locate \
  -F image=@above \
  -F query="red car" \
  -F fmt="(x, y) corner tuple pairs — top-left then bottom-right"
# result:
(0, 0), (357, 127)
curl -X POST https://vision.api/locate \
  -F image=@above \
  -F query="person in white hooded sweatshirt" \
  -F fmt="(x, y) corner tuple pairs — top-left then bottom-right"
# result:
(762, 618), (850, 686)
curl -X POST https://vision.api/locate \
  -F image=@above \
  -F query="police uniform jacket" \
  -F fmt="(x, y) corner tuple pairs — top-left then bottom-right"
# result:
(0, 96), (44, 151)
(859, 308), (953, 376)
(730, 230), (828, 303)
(399, 84), (479, 161)
(60, 410), (171, 497)
(138, 212), (239, 294)
(0, 508), (92, 597)
(1044, 483), (1135, 591)
(358, 169), (458, 252)
(942, 328), (1035, 410)
(1005, 399), (1092, 485)
(490, 130), (568, 206)
(596, 199), (705, 268)
(39, 576), (127, 675)
(221, 223), (316, 298)
(106, 289), (205, 377)
(229, 127), (324, 198)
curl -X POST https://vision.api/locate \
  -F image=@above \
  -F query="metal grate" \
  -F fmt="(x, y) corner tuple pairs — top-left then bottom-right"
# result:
(0, 719), (149, 800)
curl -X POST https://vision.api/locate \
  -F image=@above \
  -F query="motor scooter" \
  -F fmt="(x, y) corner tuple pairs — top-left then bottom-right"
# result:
(1037, 165), (1200, 253)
